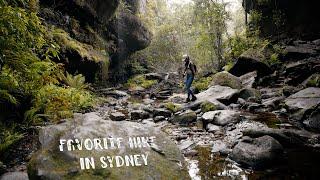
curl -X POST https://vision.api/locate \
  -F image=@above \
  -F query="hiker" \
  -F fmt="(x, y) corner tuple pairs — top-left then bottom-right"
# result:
(183, 55), (197, 102)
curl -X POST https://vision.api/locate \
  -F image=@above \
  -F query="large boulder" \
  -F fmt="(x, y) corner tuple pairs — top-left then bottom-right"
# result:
(28, 113), (189, 179)
(211, 72), (243, 89)
(285, 87), (320, 120)
(283, 58), (320, 85)
(0, 172), (29, 180)
(185, 85), (239, 110)
(202, 110), (241, 126)
(229, 49), (272, 77)
(303, 108), (320, 132)
(116, 11), (152, 57)
(230, 136), (283, 169)
(170, 110), (197, 126)
(240, 71), (258, 88)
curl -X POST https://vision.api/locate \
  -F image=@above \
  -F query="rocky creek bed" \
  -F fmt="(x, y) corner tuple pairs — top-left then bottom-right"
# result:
(2, 39), (320, 179)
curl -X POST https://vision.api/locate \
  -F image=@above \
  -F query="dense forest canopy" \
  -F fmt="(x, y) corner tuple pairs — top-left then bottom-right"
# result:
(133, 0), (245, 73)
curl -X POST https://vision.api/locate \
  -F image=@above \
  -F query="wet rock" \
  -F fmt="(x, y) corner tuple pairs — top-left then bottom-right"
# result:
(99, 89), (129, 98)
(145, 73), (164, 81)
(154, 116), (166, 123)
(229, 49), (272, 77)
(170, 110), (197, 126)
(285, 87), (320, 120)
(206, 124), (221, 133)
(211, 140), (228, 153)
(284, 45), (317, 60)
(238, 88), (261, 101)
(242, 127), (320, 148)
(153, 108), (172, 118)
(178, 140), (194, 151)
(283, 58), (320, 85)
(0, 172), (29, 180)
(211, 72), (243, 89)
(262, 96), (285, 110)
(303, 108), (320, 132)
(109, 112), (126, 121)
(185, 85), (238, 109)
(184, 150), (198, 157)
(240, 71), (257, 88)
(230, 136), (283, 169)
(130, 110), (149, 120)
(28, 113), (189, 179)
(202, 110), (241, 126)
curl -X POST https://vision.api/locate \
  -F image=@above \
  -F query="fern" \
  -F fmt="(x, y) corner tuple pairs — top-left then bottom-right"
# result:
(62, 72), (89, 90)
(0, 124), (24, 154)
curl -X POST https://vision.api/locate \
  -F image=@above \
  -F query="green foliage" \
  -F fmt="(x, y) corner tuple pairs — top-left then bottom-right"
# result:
(194, 76), (213, 93)
(30, 85), (95, 123)
(0, 124), (23, 154)
(164, 102), (181, 113)
(125, 75), (157, 89)
(0, 3), (96, 126)
(61, 72), (89, 90)
(306, 74), (320, 87)
(200, 101), (217, 113)
(53, 28), (109, 63)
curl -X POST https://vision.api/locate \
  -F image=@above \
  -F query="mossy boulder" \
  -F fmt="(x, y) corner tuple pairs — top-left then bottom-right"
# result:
(238, 88), (262, 101)
(229, 48), (272, 77)
(200, 101), (217, 113)
(211, 72), (243, 89)
(28, 113), (190, 179)
(164, 102), (182, 113)
(170, 110), (197, 126)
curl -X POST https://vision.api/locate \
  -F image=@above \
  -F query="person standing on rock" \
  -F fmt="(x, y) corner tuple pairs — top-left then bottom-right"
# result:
(183, 55), (197, 102)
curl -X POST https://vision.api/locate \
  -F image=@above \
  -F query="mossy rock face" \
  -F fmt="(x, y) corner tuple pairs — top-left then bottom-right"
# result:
(211, 72), (243, 89)
(28, 113), (190, 179)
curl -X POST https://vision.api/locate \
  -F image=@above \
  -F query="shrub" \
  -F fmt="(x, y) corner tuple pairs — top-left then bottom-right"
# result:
(0, 124), (23, 154)
(27, 85), (95, 123)
(194, 76), (213, 93)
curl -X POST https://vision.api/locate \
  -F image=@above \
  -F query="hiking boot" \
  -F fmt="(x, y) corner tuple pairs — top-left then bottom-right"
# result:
(191, 96), (197, 101)
(185, 98), (190, 103)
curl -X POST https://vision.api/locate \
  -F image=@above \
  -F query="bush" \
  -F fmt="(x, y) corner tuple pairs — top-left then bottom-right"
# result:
(0, 124), (23, 154)
(194, 76), (213, 93)
(26, 85), (95, 123)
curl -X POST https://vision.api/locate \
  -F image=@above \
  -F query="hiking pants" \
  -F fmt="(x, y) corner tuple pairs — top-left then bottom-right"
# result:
(185, 74), (194, 99)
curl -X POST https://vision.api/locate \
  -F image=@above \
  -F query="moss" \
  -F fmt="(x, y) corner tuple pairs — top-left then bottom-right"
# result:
(165, 102), (181, 113)
(306, 74), (320, 87)
(125, 75), (157, 89)
(211, 72), (242, 89)
(194, 76), (213, 93)
(53, 28), (109, 63)
(200, 101), (217, 113)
